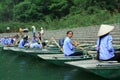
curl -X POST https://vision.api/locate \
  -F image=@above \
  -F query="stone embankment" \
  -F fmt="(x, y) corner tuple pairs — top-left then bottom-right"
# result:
(1, 24), (120, 45)
(44, 25), (120, 45)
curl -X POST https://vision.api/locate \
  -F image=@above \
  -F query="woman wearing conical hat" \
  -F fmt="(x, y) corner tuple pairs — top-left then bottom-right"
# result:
(96, 24), (120, 62)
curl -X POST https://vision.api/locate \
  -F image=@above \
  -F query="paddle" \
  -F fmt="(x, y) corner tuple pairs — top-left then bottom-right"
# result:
(45, 37), (54, 47)
(51, 37), (63, 52)
(38, 37), (42, 44)
(73, 40), (92, 56)
(77, 46), (88, 54)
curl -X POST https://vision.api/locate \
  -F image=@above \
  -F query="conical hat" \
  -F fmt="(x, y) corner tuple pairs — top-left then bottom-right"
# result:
(97, 24), (114, 36)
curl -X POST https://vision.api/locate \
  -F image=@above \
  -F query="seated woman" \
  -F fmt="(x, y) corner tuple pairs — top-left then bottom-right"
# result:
(32, 36), (39, 43)
(63, 31), (83, 56)
(8, 35), (15, 45)
(96, 24), (120, 62)
(18, 36), (29, 48)
(4, 37), (9, 45)
(0, 36), (5, 45)
(30, 42), (42, 48)
(13, 34), (20, 46)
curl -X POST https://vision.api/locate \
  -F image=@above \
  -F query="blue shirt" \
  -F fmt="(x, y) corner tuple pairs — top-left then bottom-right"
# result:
(63, 37), (75, 56)
(96, 34), (115, 60)
(0, 38), (5, 45)
(30, 43), (42, 48)
(32, 38), (38, 43)
(4, 38), (9, 45)
(8, 38), (14, 45)
(18, 39), (29, 48)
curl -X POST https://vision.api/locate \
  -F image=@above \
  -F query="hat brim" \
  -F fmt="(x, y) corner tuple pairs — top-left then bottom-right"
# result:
(97, 25), (114, 36)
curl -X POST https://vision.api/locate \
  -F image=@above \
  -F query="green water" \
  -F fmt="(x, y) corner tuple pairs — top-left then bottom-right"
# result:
(0, 51), (108, 80)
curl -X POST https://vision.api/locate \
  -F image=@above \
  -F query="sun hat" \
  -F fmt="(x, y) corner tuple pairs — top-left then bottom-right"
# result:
(97, 24), (114, 37)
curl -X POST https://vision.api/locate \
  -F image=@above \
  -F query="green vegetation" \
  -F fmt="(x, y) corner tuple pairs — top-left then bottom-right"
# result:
(0, 0), (120, 33)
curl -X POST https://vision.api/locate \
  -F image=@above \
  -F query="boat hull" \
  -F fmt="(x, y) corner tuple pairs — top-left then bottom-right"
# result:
(89, 68), (120, 80)
(65, 60), (120, 79)
(3, 46), (62, 56)
(38, 54), (93, 66)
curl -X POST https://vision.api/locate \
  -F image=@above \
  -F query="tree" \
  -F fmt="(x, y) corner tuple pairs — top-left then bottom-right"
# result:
(13, 1), (42, 22)
(48, 0), (73, 18)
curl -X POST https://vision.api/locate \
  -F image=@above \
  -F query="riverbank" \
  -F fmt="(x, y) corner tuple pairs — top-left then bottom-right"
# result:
(1, 24), (120, 45)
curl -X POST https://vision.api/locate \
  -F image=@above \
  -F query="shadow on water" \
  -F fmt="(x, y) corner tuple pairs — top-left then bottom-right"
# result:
(0, 51), (108, 80)
(64, 68), (108, 80)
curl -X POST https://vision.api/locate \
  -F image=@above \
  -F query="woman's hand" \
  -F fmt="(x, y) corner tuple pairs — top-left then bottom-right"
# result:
(73, 41), (79, 47)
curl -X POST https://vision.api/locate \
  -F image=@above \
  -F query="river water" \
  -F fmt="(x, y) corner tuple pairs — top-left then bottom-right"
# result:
(0, 51), (108, 80)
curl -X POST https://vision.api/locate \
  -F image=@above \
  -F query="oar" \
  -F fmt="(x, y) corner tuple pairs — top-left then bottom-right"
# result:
(38, 38), (42, 44)
(51, 37), (63, 52)
(73, 41), (91, 56)
(46, 37), (53, 47)
(79, 46), (97, 58)
(77, 46), (88, 54)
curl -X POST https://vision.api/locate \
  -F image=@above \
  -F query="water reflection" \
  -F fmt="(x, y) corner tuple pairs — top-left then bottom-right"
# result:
(63, 68), (108, 80)
(64, 69), (78, 80)
(0, 51), (108, 80)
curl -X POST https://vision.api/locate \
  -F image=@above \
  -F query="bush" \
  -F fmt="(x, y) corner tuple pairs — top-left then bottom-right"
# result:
(0, 12), (120, 33)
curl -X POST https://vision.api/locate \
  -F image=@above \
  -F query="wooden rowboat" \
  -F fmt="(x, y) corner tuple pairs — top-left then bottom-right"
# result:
(65, 60), (120, 79)
(38, 54), (93, 66)
(3, 46), (62, 56)
(2, 44), (86, 56)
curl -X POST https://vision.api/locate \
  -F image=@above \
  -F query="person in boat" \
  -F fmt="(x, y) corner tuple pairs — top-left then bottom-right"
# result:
(30, 42), (42, 48)
(29, 35), (42, 48)
(37, 32), (41, 41)
(32, 35), (39, 43)
(96, 24), (120, 62)
(4, 36), (9, 45)
(63, 31), (83, 56)
(8, 35), (14, 45)
(13, 34), (20, 46)
(0, 36), (5, 45)
(18, 35), (29, 48)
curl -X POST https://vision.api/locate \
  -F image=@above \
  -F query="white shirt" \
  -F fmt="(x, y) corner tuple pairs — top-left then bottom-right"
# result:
(32, 26), (36, 33)
(40, 29), (44, 35)
(30, 43), (42, 48)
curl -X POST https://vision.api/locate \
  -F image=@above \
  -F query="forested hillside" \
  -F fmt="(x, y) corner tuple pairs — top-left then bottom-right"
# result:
(0, 0), (120, 32)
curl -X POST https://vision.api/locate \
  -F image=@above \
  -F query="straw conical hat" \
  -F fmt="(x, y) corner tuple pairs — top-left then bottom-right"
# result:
(97, 24), (114, 36)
